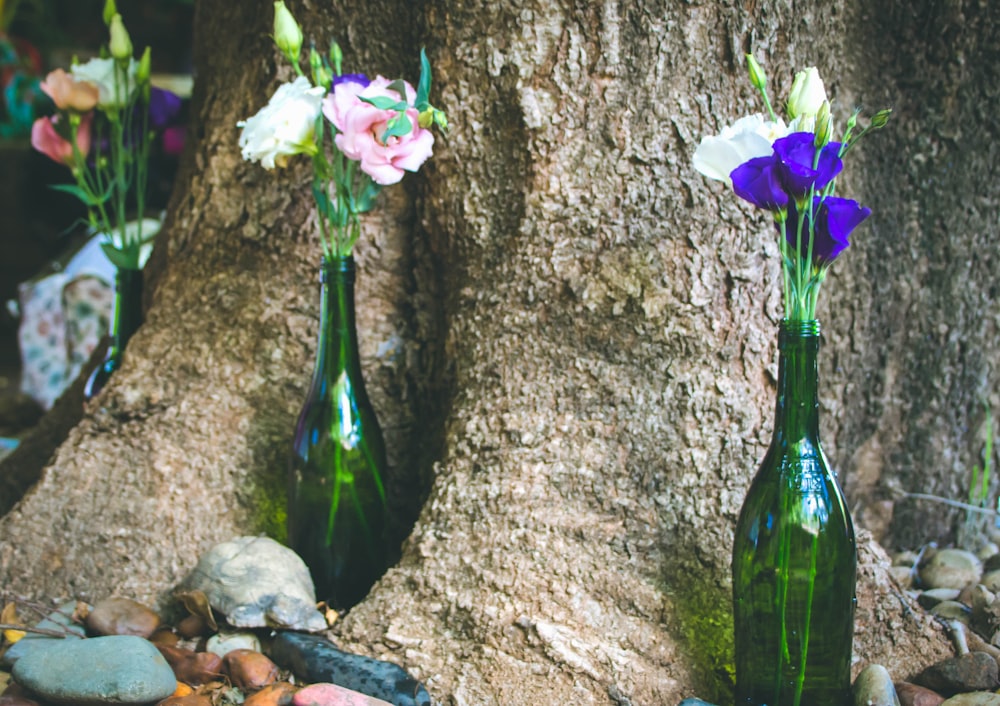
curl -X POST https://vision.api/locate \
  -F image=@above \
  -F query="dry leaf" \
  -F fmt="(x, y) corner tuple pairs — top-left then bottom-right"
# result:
(175, 590), (219, 631)
(1, 602), (25, 644)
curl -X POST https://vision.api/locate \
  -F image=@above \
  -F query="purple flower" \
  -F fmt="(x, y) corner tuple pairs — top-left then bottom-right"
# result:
(148, 87), (183, 130)
(332, 73), (369, 89)
(772, 132), (843, 197)
(730, 155), (789, 211)
(784, 196), (872, 264)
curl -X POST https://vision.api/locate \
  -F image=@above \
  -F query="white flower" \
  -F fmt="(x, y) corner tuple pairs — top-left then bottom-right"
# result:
(71, 57), (138, 110)
(787, 67), (827, 120)
(238, 76), (325, 169)
(692, 113), (788, 185)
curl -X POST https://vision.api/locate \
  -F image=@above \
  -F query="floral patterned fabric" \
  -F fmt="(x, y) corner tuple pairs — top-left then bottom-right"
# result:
(17, 235), (116, 410)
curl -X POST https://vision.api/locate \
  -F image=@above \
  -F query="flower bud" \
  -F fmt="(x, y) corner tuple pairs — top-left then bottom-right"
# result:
(329, 40), (343, 76)
(309, 46), (331, 90)
(787, 66), (827, 119)
(273, 1), (303, 64)
(870, 108), (892, 130)
(746, 54), (767, 92)
(814, 100), (832, 147)
(138, 46), (152, 101)
(102, 0), (117, 26)
(109, 14), (133, 60)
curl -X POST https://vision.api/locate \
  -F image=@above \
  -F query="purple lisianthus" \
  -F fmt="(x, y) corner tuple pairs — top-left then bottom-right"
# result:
(772, 132), (843, 197)
(148, 87), (183, 130)
(784, 196), (872, 264)
(730, 155), (789, 211)
(332, 73), (370, 89)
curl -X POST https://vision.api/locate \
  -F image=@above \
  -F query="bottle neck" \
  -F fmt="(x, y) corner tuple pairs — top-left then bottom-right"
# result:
(111, 267), (144, 355)
(317, 257), (362, 377)
(772, 319), (822, 447)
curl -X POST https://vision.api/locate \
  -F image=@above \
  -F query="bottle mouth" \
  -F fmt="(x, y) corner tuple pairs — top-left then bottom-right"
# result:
(780, 318), (821, 338)
(320, 256), (356, 281)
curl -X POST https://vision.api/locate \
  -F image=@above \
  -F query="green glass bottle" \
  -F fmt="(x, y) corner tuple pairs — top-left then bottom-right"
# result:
(732, 319), (857, 706)
(84, 267), (144, 400)
(288, 256), (390, 611)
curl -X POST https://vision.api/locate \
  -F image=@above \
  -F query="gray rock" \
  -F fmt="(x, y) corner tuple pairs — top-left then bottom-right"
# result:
(915, 652), (1000, 694)
(980, 570), (1000, 593)
(678, 700), (719, 706)
(180, 535), (327, 632)
(931, 600), (972, 623)
(853, 664), (901, 706)
(11, 635), (177, 705)
(270, 631), (430, 706)
(919, 589), (963, 609)
(205, 630), (262, 657)
(1, 601), (87, 667)
(920, 549), (983, 590)
(940, 693), (1000, 705)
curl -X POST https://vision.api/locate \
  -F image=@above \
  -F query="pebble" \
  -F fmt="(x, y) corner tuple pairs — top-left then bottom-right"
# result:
(931, 600), (972, 623)
(677, 700), (718, 706)
(981, 570), (1000, 593)
(919, 589), (963, 609)
(293, 683), (393, 706)
(223, 649), (280, 692)
(85, 597), (161, 638)
(895, 682), (945, 706)
(270, 632), (431, 706)
(915, 652), (1000, 693)
(853, 664), (900, 705)
(244, 682), (299, 706)
(157, 645), (224, 686)
(0, 683), (41, 706)
(156, 697), (213, 706)
(939, 694), (1000, 705)
(976, 543), (1000, 561)
(920, 549), (983, 590)
(206, 631), (262, 657)
(1, 601), (87, 666)
(11, 634), (177, 705)
(176, 614), (209, 639)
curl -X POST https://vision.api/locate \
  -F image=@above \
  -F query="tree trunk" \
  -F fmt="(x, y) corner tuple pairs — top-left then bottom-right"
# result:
(3, 0), (994, 702)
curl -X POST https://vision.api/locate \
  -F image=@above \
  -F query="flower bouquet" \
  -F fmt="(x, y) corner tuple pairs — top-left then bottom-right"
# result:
(693, 57), (889, 706)
(238, 1), (446, 610)
(29, 0), (182, 399)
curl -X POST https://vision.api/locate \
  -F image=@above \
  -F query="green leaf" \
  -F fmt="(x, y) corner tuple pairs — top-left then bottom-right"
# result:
(100, 242), (138, 269)
(381, 113), (413, 142)
(416, 48), (432, 110)
(386, 79), (409, 101)
(355, 179), (381, 213)
(359, 96), (408, 111)
(49, 183), (109, 207)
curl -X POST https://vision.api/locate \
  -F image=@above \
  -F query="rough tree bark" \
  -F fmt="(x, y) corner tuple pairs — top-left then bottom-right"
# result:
(3, 0), (996, 703)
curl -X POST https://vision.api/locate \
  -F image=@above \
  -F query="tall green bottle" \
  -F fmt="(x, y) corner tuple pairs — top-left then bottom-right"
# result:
(84, 267), (144, 400)
(732, 319), (856, 706)
(288, 256), (390, 611)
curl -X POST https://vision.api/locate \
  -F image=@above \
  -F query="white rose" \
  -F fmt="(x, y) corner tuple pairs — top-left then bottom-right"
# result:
(786, 67), (827, 120)
(70, 57), (138, 110)
(238, 76), (325, 169)
(692, 113), (788, 185)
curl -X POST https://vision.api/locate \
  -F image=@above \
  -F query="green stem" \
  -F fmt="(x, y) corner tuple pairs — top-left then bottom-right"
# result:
(793, 532), (821, 706)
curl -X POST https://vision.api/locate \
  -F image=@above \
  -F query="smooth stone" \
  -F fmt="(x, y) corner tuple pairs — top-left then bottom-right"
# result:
(1, 601), (87, 666)
(677, 700), (719, 706)
(270, 632), (431, 706)
(939, 694), (1000, 705)
(85, 597), (161, 638)
(896, 681), (946, 706)
(931, 601), (972, 623)
(244, 682), (299, 706)
(223, 649), (280, 692)
(920, 589), (963, 609)
(854, 664), (901, 706)
(977, 543), (1000, 561)
(895, 550), (921, 567)
(293, 683), (393, 706)
(181, 536), (327, 632)
(206, 631), (262, 657)
(176, 614), (209, 639)
(920, 549), (983, 590)
(891, 566), (916, 589)
(915, 652), (1000, 694)
(11, 634), (177, 705)
(157, 645), (224, 686)
(157, 697), (214, 706)
(0, 683), (41, 706)
(981, 570), (1000, 593)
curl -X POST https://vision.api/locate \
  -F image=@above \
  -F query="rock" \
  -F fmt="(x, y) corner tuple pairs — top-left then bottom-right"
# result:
(223, 649), (280, 692)
(244, 682), (299, 706)
(914, 652), (1000, 694)
(270, 632), (431, 706)
(977, 543), (999, 562)
(11, 634), (177, 705)
(1, 601), (87, 666)
(157, 645), (225, 686)
(292, 683), (393, 706)
(175, 614), (209, 639)
(939, 694), (1000, 705)
(180, 536), (327, 632)
(206, 630), (262, 657)
(896, 681), (945, 706)
(920, 549), (983, 590)
(981, 570), (1000, 593)
(854, 664), (900, 705)
(677, 700), (719, 706)
(157, 697), (214, 706)
(150, 629), (181, 647)
(891, 566), (916, 589)
(919, 589), (963, 609)
(931, 601), (972, 623)
(0, 683), (41, 706)
(85, 597), (161, 638)
(895, 551), (921, 567)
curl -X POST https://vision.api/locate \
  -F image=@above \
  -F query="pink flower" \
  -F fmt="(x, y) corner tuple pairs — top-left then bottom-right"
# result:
(323, 75), (434, 185)
(31, 113), (93, 167)
(40, 68), (100, 112)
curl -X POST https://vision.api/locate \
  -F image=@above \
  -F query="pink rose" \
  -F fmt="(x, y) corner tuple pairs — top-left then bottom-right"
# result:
(323, 75), (434, 186)
(31, 113), (93, 167)
(40, 69), (100, 112)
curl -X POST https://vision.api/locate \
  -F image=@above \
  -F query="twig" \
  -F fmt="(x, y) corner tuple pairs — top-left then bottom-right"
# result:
(0, 623), (81, 639)
(901, 492), (997, 516)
